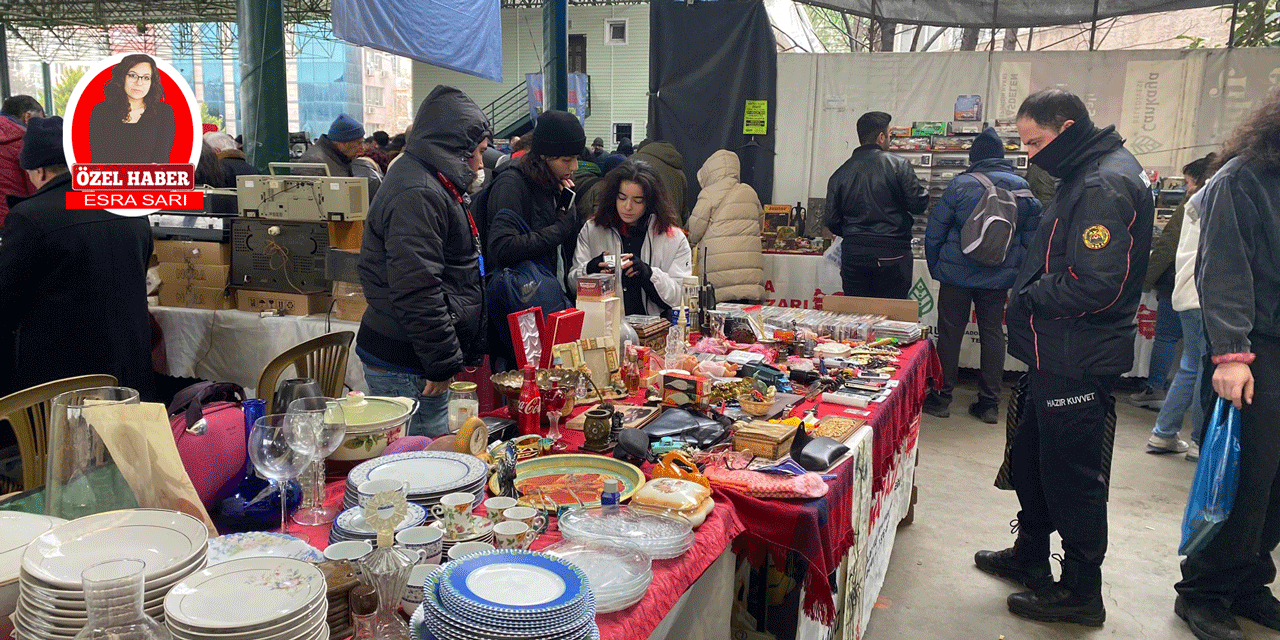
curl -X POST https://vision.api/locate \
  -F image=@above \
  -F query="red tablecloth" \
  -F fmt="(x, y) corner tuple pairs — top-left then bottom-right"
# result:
(716, 340), (941, 625)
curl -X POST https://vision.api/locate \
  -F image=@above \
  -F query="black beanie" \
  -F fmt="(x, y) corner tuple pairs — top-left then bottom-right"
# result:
(20, 116), (65, 170)
(531, 110), (585, 158)
(968, 126), (1004, 163)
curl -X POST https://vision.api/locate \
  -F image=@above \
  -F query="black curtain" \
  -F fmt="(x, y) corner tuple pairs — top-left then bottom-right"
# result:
(649, 0), (776, 206)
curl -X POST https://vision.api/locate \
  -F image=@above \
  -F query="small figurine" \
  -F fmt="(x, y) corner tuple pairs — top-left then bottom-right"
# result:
(495, 441), (518, 498)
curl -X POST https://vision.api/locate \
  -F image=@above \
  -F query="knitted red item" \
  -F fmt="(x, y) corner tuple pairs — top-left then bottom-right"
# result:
(1213, 352), (1256, 365)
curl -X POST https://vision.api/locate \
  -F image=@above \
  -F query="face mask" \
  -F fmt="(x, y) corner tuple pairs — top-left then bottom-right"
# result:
(468, 167), (486, 194)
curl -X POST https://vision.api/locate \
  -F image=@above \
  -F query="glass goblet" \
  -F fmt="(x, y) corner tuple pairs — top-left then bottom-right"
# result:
(248, 414), (316, 535)
(287, 397), (347, 526)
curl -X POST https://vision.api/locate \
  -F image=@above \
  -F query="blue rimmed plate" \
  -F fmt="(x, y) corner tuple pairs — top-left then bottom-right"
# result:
(439, 550), (585, 616)
(332, 502), (427, 536)
(348, 452), (488, 497)
(425, 567), (593, 632)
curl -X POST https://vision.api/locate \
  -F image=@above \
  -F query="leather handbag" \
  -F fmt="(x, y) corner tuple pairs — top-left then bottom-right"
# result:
(168, 381), (247, 509)
(789, 425), (849, 472)
(643, 408), (730, 449)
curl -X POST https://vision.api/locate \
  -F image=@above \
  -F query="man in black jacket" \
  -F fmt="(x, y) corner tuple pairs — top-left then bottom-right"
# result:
(1174, 88), (1280, 640)
(824, 111), (929, 299)
(976, 89), (1153, 627)
(356, 86), (491, 437)
(0, 116), (155, 399)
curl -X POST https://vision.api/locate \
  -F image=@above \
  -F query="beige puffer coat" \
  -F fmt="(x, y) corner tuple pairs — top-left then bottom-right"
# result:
(688, 150), (764, 301)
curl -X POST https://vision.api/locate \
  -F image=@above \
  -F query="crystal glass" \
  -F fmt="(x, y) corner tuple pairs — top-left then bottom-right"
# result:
(287, 398), (347, 526)
(357, 546), (415, 640)
(73, 558), (171, 640)
(46, 387), (141, 520)
(544, 381), (566, 441)
(248, 414), (317, 535)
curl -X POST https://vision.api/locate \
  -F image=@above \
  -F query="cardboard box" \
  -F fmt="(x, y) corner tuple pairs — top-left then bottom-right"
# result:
(158, 262), (231, 287)
(153, 240), (231, 265)
(577, 296), (621, 342)
(823, 294), (919, 322)
(576, 273), (616, 300)
(662, 371), (709, 407)
(235, 289), (332, 316)
(332, 295), (367, 322)
(326, 248), (361, 284)
(158, 284), (233, 310)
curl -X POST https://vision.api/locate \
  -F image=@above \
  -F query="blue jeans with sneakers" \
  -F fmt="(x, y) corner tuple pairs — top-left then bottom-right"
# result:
(1151, 309), (1206, 439)
(1147, 297), (1182, 392)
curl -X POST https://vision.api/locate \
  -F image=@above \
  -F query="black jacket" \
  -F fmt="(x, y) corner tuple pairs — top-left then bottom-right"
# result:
(1196, 155), (1280, 357)
(357, 86), (492, 382)
(89, 101), (175, 163)
(484, 163), (579, 276)
(0, 173), (155, 398)
(1006, 124), (1154, 378)
(217, 149), (262, 187)
(824, 144), (929, 249)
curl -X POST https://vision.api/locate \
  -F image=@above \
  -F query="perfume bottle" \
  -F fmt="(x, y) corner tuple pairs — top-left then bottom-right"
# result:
(213, 398), (302, 531)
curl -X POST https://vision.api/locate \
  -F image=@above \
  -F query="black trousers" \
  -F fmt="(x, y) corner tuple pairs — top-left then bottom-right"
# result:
(840, 251), (913, 300)
(935, 283), (1007, 409)
(1177, 333), (1280, 604)
(1011, 368), (1117, 567)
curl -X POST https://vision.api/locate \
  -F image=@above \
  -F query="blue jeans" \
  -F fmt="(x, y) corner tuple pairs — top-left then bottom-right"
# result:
(361, 364), (450, 437)
(1152, 309), (1206, 439)
(1147, 297), (1182, 391)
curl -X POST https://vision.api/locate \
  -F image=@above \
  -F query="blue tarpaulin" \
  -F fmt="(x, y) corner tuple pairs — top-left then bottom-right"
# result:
(332, 0), (503, 83)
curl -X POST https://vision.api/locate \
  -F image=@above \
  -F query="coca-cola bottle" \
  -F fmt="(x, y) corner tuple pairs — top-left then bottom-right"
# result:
(516, 366), (542, 437)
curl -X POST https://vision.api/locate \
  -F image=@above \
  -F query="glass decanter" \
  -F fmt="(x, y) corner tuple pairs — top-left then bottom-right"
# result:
(73, 558), (171, 640)
(356, 543), (415, 640)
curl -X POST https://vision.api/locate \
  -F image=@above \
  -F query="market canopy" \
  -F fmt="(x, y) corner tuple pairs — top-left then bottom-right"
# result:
(792, 0), (1228, 29)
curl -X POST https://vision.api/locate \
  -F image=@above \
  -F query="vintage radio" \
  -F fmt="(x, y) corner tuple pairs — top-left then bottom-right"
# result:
(230, 219), (331, 294)
(237, 163), (368, 222)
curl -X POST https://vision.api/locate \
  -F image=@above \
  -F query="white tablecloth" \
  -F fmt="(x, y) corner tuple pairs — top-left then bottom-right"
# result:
(151, 306), (368, 398)
(760, 253), (1155, 378)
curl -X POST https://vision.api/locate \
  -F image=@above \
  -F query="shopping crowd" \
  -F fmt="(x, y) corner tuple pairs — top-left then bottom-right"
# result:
(0, 73), (1279, 639)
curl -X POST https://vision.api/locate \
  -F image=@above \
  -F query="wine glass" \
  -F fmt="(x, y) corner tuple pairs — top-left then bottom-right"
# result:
(544, 380), (567, 442)
(248, 414), (317, 535)
(287, 397), (347, 526)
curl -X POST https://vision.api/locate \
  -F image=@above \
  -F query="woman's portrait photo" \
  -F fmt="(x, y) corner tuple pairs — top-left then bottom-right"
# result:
(87, 53), (176, 163)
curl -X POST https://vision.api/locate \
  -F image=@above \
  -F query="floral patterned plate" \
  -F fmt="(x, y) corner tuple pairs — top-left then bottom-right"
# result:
(163, 557), (326, 631)
(206, 532), (324, 566)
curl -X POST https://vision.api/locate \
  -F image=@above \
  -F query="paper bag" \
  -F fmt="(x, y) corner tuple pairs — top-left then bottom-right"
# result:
(84, 402), (218, 535)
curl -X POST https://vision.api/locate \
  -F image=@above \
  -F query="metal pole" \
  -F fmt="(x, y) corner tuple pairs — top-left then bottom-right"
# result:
(1088, 0), (1100, 51)
(0, 23), (11, 99)
(41, 62), (53, 117)
(237, 0), (289, 168)
(543, 0), (568, 111)
(1027, 26), (1034, 51)
(1228, 0), (1239, 48)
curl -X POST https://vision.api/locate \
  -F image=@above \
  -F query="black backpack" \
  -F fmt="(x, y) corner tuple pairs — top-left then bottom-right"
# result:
(960, 172), (1035, 267)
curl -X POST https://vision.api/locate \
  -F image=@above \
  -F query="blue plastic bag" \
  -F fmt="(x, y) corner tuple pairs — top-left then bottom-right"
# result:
(1179, 398), (1242, 555)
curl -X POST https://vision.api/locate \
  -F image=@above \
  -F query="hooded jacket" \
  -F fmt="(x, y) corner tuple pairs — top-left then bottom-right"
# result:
(824, 143), (930, 250)
(0, 115), (35, 227)
(632, 141), (689, 222)
(925, 157), (1042, 290)
(688, 150), (765, 301)
(357, 86), (492, 382)
(1005, 122), (1153, 378)
(1171, 186), (1205, 313)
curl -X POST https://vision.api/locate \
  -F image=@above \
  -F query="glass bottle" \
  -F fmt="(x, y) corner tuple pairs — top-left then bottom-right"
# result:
(349, 583), (379, 640)
(447, 381), (480, 433)
(73, 559), (171, 640)
(213, 398), (302, 531)
(358, 545), (415, 640)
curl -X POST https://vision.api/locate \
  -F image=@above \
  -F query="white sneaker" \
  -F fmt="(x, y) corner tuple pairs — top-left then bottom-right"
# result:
(1147, 434), (1189, 454)
(1185, 442), (1200, 462)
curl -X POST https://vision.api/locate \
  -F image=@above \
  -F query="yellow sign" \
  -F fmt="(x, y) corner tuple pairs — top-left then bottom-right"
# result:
(744, 100), (768, 135)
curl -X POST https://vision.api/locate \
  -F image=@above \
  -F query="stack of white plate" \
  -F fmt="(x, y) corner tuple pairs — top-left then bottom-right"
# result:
(1, 512), (66, 627)
(327, 502), (428, 546)
(164, 557), (328, 640)
(557, 507), (695, 560)
(414, 550), (598, 640)
(342, 452), (487, 512)
(12, 509), (209, 639)
(543, 540), (653, 613)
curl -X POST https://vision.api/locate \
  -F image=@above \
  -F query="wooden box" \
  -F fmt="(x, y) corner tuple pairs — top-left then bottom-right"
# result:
(734, 421), (797, 459)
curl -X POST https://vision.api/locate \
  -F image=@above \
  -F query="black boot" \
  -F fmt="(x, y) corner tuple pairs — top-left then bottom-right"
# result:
(923, 392), (950, 418)
(974, 523), (1052, 590)
(1007, 558), (1106, 627)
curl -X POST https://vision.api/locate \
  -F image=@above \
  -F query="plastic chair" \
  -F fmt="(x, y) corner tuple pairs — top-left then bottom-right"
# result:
(257, 331), (355, 414)
(0, 374), (118, 491)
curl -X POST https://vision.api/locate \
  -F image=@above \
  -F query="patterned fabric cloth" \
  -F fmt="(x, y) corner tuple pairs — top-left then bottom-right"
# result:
(703, 467), (829, 499)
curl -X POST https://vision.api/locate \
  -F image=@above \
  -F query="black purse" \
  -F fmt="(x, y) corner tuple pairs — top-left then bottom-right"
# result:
(615, 428), (656, 465)
(790, 425), (849, 472)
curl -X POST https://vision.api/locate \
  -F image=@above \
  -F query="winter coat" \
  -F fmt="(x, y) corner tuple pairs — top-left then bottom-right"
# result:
(485, 163), (579, 277)
(568, 217), (692, 317)
(1197, 155), (1280, 357)
(1171, 186), (1205, 313)
(632, 141), (689, 223)
(296, 136), (354, 178)
(824, 144), (930, 249)
(1006, 125), (1154, 378)
(688, 150), (765, 301)
(1143, 200), (1183, 299)
(0, 115), (35, 228)
(925, 158), (1042, 291)
(357, 86), (491, 382)
(216, 148), (262, 187)
(0, 172), (154, 398)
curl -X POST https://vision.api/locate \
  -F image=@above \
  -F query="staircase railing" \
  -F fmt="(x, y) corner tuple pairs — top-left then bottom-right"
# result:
(483, 81), (529, 137)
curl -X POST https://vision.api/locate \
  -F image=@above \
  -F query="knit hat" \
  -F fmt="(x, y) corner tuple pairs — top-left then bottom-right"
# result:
(532, 110), (585, 158)
(592, 137), (604, 148)
(19, 116), (64, 170)
(969, 126), (1004, 162)
(327, 113), (365, 143)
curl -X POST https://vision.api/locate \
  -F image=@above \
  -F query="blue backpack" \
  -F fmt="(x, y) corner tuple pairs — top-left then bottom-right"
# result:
(483, 209), (571, 336)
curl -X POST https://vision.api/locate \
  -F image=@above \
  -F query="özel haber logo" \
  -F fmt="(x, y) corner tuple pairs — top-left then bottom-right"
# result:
(61, 51), (202, 216)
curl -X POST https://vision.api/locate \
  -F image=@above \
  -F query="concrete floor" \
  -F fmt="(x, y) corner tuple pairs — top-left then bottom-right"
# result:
(865, 380), (1280, 640)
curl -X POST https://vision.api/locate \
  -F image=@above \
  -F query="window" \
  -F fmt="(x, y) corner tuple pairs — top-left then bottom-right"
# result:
(613, 123), (632, 146)
(605, 19), (627, 45)
(568, 34), (587, 74)
(366, 86), (384, 107)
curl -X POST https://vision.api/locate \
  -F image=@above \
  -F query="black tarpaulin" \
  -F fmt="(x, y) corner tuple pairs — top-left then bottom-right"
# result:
(649, 0), (777, 206)
(797, 0), (1226, 29)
